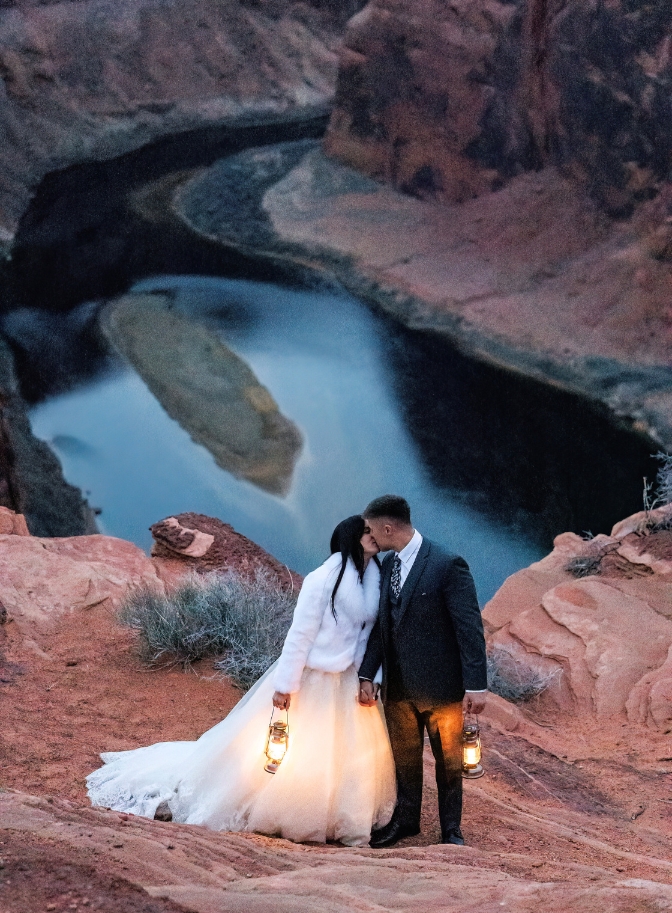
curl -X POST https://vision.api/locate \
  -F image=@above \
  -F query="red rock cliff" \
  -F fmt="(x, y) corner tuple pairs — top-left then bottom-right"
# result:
(325, 1), (672, 214)
(0, 0), (362, 253)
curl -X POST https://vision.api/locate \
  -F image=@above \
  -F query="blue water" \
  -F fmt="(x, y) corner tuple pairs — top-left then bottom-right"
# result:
(29, 275), (543, 603)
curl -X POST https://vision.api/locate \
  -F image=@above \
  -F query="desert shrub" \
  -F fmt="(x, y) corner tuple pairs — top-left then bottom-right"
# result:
(119, 569), (296, 689)
(487, 644), (561, 704)
(565, 536), (623, 577)
(565, 554), (604, 578)
(647, 453), (672, 531)
(641, 452), (672, 530)
(656, 452), (672, 506)
(212, 573), (296, 689)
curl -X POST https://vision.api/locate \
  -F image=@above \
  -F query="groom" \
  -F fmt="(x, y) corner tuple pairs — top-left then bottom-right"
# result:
(358, 495), (488, 847)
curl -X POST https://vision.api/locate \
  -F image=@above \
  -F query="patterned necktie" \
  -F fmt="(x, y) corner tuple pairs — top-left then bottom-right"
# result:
(390, 554), (402, 598)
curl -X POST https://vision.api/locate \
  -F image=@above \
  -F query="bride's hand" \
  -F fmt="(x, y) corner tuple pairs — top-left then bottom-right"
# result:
(358, 680), (379, 706)
(273, 691), (291, 710)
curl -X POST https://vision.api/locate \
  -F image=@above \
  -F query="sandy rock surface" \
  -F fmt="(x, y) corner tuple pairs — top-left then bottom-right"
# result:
(0, 532), (163, 644)
(0, 515), (289, 806)
(0, 506), (29, 536)
(2, 513), (672, 910)
(3, 788), (672, 913)
(484, 511), (672, 761)
(150, 512), (302, 592)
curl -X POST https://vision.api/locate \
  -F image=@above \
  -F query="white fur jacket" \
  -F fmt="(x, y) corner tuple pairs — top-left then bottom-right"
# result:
(273, 553), (381, 694)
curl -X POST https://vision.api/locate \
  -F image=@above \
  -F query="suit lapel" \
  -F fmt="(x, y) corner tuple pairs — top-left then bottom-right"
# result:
(397, 538), (431, 625)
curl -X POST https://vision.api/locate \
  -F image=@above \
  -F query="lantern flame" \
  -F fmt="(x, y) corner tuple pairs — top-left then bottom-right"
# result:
(264, 714), (289, 774)
(464, 744), (480, 766)
(462, 716), (484, 779)
(267, 739), (287, 762)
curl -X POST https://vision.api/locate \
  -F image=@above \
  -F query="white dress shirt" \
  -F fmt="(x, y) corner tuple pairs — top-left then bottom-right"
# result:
(395, 528), (423, 589)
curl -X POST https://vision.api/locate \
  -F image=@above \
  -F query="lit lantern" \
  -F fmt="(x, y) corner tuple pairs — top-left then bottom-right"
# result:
(462, 717), (484, 779)
(264, 712), (289, 774)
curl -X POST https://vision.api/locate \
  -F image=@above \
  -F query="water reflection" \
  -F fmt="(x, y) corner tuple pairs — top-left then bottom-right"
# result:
(29, 275), (551, 603)
(386, 329), (658, 543)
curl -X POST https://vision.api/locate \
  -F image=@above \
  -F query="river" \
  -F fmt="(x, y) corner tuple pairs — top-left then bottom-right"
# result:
(23, 269), (657, 604)
(0, 129), (658, 604)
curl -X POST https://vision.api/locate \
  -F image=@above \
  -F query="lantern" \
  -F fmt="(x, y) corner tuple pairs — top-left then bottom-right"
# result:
(264, 710), (289, 774)
(462, 716), (484, 779)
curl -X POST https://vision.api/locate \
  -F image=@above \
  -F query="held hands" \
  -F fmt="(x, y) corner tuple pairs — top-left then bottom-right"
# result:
(358, 680), (380, 707)
(463, 691), (487, 715)
(272, 691), (291, 710)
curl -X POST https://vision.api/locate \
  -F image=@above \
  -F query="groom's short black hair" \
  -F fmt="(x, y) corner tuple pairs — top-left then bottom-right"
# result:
(364, 495), (412, 526)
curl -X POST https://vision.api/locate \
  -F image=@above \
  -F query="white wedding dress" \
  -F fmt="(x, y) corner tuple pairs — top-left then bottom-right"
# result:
(87, 555), (396, 846)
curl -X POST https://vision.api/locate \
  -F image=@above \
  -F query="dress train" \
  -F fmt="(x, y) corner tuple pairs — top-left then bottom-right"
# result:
(87, 661), (396, 846)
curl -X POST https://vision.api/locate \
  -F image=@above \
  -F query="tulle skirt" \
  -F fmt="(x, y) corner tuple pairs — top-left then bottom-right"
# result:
(86, 662), (396, 846)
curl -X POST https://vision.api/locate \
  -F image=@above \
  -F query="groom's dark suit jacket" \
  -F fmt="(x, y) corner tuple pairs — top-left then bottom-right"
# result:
(359, 538), (487, 706)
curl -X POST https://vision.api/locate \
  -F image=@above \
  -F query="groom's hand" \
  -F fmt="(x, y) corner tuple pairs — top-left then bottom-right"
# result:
(272, 691), (291, 710)
(463, 691), (487, 715)
(358, 680), (379, 706)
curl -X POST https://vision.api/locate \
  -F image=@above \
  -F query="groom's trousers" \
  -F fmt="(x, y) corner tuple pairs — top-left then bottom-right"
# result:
(384, 698), (463, 836)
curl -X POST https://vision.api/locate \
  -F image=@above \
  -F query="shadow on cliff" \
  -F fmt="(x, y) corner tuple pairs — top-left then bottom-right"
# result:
(5, 118), (328, 317)
(384, 326), (657, 545)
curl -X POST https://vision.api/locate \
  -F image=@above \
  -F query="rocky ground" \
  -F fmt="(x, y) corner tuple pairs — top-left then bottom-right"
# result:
(1, 506), (672, 911)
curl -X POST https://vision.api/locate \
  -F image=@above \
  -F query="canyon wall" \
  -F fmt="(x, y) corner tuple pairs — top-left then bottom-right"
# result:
(0, 337), (94, 535)
(325, 0), (672, 214)
(0, 0), (361, 256)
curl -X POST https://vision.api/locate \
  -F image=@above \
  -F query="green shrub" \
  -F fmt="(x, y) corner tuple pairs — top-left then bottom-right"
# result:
(119, 569), (296, 690)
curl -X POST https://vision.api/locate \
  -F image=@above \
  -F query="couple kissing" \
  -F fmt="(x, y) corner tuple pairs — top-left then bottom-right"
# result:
(87, 495), (488, 848)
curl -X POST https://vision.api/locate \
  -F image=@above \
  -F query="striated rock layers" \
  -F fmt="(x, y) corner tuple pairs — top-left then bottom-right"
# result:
(5, 790), (672, 913)
(0, 0), (359, 255)
(3, 507), (672, 909)
(325, 0), (672, 214)
(484, 505), (672, 746)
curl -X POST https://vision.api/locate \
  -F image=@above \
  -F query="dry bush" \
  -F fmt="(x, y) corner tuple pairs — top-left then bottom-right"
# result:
(566, 553), (605, 578)
(119, 569), (296, 690)
(648, 453), (672, 530)
(487, 644), (561, 703)
(656, 452), (672, 507)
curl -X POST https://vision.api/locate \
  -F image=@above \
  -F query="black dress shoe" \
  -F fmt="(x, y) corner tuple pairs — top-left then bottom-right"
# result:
(441, 828), (465, 846)
(370, 819), (420, 848)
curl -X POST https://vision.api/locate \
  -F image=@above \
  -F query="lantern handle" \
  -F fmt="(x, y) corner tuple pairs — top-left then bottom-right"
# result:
(269, 706), (289, 729)
(464, 711), (479, 731)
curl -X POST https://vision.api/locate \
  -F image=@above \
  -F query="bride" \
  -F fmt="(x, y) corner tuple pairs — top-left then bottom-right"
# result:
(87, 516), (396, 846)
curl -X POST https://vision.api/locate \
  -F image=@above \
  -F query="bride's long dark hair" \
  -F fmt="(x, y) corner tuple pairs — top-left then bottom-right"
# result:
(329, 515), (375, 620)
